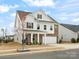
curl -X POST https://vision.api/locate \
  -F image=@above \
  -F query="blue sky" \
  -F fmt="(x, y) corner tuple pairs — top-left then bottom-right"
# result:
(0, 0), (79, 35)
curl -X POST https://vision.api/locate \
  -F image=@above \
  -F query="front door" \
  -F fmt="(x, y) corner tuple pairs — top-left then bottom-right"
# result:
(25, 34), (31, 45)
(33, 34), (37, 44)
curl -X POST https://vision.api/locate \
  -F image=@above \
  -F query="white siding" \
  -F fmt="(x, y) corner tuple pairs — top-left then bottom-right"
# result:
(24, 11), (55, 34)
(14, 13), (23, 43)
(32, 10), (54, 22)
(58, 25), (78, 41)
(14, 31), (22, 43)
(15, 10), (58, 44)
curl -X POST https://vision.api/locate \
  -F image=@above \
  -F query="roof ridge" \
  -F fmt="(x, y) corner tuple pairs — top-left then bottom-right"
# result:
(17, 10), (31, 13)
(61, 23), (79, 26)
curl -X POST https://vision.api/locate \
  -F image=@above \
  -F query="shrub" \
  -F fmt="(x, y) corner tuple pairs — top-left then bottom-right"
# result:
(3, 38), (14, 43)
(59, 40), (62, 43)
(71, 38), (76, 43)
(0, 38), (2, 43)
(39, 42), (42, 45)
(77, 37), (79, 43)
(3, 40), (7, 43)
(33, 38), (38, 45)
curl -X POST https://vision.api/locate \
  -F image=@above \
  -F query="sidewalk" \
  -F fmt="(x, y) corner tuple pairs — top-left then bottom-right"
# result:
(49, 43), (79, 50)
(0, 45), (64, 56)
(1, 43), (79, 56)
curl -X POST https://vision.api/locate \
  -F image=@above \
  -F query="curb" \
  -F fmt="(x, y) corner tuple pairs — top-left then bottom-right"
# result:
(0, 48), (64, 57)
(0, 47), (62, 53)
(0, 47), (76, 56)
(0, 49), (16, 53)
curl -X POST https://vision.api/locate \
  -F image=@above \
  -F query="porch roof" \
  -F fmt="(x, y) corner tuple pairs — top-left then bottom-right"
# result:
(23, 29), (46, 32)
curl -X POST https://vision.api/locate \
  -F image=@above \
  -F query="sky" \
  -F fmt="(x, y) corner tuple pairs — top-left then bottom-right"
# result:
(0, 0), (79, 35)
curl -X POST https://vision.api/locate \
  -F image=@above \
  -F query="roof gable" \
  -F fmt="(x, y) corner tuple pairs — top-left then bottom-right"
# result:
(17, 10), (31, 21)
(16, 10), (58, 24)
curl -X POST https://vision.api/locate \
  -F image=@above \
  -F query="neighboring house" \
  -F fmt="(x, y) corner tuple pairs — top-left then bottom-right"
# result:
(58, 24), (79, 42)
(14, 10), (59, 45)
(6, 35), (14, 40)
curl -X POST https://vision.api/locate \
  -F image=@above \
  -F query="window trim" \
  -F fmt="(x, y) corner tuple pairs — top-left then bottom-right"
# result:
(50, 25), (53, 30)
(37, 14), (42, 19)
(27, 22), (33, 28)
(44, 25), (46, 30)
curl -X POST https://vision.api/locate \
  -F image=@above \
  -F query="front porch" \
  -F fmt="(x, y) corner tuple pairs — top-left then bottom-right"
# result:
(23, 33), (44, 45)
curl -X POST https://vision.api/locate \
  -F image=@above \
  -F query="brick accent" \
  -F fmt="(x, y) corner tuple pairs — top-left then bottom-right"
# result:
(46, 24), (58, 36)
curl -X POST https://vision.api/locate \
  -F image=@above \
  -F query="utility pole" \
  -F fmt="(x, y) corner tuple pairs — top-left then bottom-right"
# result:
(1, 28), (5, 43)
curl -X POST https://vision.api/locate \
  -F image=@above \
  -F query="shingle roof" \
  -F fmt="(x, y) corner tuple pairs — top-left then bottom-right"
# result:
(61, 24), (79, 32)
(17, 10), (31, 21)
(47, 15), (58, 23)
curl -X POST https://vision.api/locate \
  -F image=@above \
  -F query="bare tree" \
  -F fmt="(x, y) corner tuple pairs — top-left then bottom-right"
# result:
(1, 28), (5, 39)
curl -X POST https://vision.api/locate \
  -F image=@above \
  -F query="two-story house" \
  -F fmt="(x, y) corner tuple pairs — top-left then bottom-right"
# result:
(14, 10), (58, 45)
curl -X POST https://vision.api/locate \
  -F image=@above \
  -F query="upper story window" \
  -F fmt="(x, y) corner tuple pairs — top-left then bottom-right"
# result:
(50, 25), (53, 30)
(44, 25), (46, 30)
(27, 22), (33, 28)
(37, 24), (40, 30)
(37, 14), (42, 19)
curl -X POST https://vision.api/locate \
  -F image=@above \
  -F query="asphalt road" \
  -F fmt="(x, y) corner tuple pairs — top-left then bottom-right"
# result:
(0, 49), (79, 59)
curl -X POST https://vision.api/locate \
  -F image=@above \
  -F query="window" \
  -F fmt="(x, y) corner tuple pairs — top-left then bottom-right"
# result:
(44, 25), (46, 30)
(27, 22), (33, 28)
(37, 24), (40, 30)
(37, 14), (42, 19)
(50, 26), (53, 30)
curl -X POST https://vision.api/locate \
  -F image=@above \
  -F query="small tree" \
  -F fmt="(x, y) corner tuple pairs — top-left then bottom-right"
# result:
(71, 38), (76, 43)
(77, 37), (79, 43)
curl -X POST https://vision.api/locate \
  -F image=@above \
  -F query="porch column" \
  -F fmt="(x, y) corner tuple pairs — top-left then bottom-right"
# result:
(31, 33), (33, 43)
(37, 33), (39, 43)
(44, 33), (46, 45)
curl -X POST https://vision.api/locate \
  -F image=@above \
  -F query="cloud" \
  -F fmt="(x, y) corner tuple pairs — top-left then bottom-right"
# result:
(62, 2), (79, 9)
(68, 12), (79, 18)
(0, 19), (3, 23)
(22, 0), (55, 7)
(56, 12), (79, 19)
(0, 4), (19, 13)
(9, 4), (19, 8)
(72, 18), (79, 22)
(0, 5), (10, 13)
(55, 0), (79, 12)
(55, 11), (79, 25)
(7, 21), (15, 35)
(9, 22), (14, 28)
(11, 13), (16, 17)
(55, 13), (68, 20)
(58, 0), (79, 10)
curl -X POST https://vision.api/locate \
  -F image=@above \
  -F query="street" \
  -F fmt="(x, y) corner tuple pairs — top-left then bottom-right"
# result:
(0, 49), (79, 59)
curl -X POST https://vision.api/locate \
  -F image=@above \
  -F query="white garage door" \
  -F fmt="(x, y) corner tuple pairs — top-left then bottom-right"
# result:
(43, 36), (57, 44)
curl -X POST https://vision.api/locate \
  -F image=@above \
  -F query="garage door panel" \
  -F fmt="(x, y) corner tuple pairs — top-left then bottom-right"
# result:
(43, 36), (57, 44)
